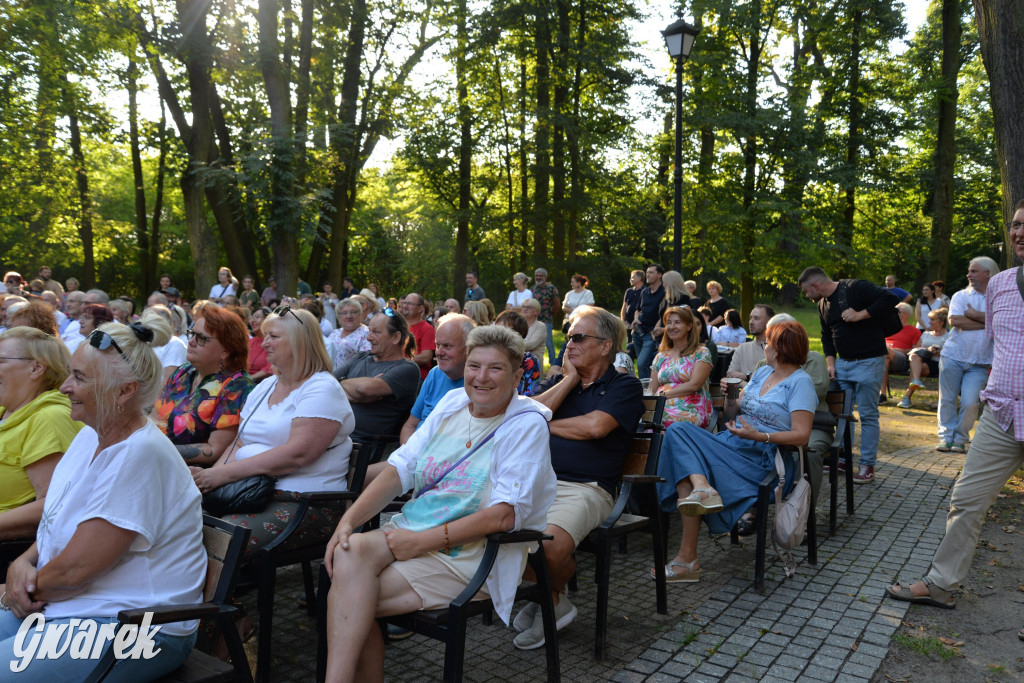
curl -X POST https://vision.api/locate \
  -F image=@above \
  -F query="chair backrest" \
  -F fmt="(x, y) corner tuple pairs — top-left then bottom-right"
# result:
(623, 431), (664, 479)
(826, 389), (846, 418)
(201, 515), (252, 605)
(639, 395), (666, 432)
(346, 442), (370, 493)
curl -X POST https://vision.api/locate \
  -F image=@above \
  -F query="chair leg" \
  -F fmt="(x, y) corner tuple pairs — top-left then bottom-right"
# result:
(529, 546), (561, 682)
(754, 487), (770, 593)
(594, 537), (611, 660)
(442, 604), (467, 683)
(828, 447), (838, 535)
(256, 554), (277, 683)
(316, 564), (331, 683)
(302, 560), (316, 616)
(844, 430), (855, 514)
(651, 516), (667, 615)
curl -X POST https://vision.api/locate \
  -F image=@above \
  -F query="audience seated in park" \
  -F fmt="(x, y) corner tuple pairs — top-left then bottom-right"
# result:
(335, 310), (421, 442)
(6, 300), (59, 337)
(495, 310), (542, 396)
(651, 270), (690, 347)
(655, 320), (815, 581)
(153, 305), (255, 468)
(192, 306), (354, 554)
(322, 325), (555, 682)
(246, 307), (274, 382)
(649, 306), (713, 429)
(724, 304), (775, 382)
(0, 316), (207, 678)
(520, 298), (547, 358)
(898, 308), (949, 409)
(463, 300), (490, 327)
(148, 304), (189, 382)
(327, 298), (371, 372)
(65, 303), (114, 355)
(0, 328), (81, 541)
(881, 302), (922, 398)
(712, 308), (747, 348)
(401, 293), (436, 381)
(510, 305), (643, 650)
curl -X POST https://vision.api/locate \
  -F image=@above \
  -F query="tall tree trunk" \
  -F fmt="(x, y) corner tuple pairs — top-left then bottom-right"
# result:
(566, 0), (584, 268)
(519, 58), (530, 273)
(453, 0), (472, 300)
(927, 0), (962, 281)
(258, 0), (299, 292)
(148, 96), (168, 291)
(128, 59), (151, 294)
(533, 3), (552, 263)
(550, 0), (570, 277)
(740, 0), (762, 321)
(838, 5), (863, 271)
(971, 0), (1024, 266)
(67, 104), (95, 289)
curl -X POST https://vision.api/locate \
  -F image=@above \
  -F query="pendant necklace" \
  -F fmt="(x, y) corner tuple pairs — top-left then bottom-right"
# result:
(466, 413), (503, 449)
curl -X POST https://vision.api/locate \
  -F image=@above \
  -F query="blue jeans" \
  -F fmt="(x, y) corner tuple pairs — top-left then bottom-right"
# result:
(0, 612), (196, 682)
(835, 356), (885, 468)
(544, 321), (556, 365)
(937, 357), (988, 446)
(634, 329), (658, 380)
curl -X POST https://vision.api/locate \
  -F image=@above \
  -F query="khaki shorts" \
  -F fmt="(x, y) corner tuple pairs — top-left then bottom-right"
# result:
(545, 481), (615, 548)
(389, 553), (490, 611)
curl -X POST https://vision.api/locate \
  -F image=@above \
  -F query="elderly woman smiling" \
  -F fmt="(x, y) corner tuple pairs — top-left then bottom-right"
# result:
(326, 298), (371, 371)
(0, 316), (207, 679)
(0, 328), (81, 541)
(323, 325), (556, 682)
(192, 306), (355, 552)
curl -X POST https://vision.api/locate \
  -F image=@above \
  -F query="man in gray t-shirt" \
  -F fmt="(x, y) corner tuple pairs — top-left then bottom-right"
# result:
(336, 350), (421, 440)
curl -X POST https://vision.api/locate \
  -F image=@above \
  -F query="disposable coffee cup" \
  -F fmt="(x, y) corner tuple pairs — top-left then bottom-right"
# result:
(724, 377), (741, 399)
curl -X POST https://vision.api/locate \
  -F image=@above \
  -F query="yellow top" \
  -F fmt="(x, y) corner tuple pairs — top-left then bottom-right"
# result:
(0, 389), (82, 511)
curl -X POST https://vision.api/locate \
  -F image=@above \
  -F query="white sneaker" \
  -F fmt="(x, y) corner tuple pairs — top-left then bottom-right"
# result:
(512, 595), (577, 650)
(897, 396), (912, 409)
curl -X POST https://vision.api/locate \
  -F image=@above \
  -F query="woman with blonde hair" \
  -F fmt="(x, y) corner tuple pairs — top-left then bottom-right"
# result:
(0, 328), (81, 540)
(705, 280), (729, 327)
(650, 306), (713, 428)
(506, 272), (534, 310)
(0, 312), (207, 677)
(653, 270), (691, 342)
(209, 267), (238, 303)
(463, 300), (490, 327)
(191, 305), (355, 552)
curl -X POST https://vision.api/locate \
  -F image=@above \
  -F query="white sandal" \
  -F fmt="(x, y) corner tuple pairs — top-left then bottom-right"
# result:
(650, 559), (701, 583)
(677, 487), (724, 517)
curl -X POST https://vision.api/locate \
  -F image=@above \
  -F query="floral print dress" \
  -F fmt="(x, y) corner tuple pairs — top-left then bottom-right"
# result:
(651, 346), (713, 428)
(153, 364), (255, 445)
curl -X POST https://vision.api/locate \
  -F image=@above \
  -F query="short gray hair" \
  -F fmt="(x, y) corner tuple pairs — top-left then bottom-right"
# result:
(766, 313), (797, 327)
(437, 312), (476, 338)
(895, 302), (913, 318)
(466, 324), (524, 370)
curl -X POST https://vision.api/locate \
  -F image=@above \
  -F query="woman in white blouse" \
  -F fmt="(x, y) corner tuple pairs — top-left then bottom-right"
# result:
(505, 272), (535, 310)
(208, 267), (237, 303)
(562, 274), (595, 318)
(323, 325), (556, 682)
(192, 305), (355, 552)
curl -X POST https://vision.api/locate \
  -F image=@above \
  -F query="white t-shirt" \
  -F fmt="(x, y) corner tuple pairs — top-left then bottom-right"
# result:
(506, 289), (535, 308)
(154, 336), (189, 369)
(62, 319), (81, 343)
(563, 289), (595, 310)
(236, 371), (355, 492)
(209, 283), (237, 300)
(942, 288), (993, 365)
(36, 422), (206, 636)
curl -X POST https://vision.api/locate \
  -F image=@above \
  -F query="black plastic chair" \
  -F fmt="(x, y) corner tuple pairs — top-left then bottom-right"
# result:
(823, 384), (856, 534)
(315, 531), (561, 682)
(86, 515), (253, 683)
(574, 432), (667, 660)
(638, 394), (666, 432)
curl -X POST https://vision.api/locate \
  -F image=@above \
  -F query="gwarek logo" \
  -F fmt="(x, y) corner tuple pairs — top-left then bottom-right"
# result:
(10, 613), (163, 673)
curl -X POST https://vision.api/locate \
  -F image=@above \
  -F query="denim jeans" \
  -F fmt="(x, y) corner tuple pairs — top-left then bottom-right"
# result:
(835, 356), (885, 468)
(0, 612), (196, 682)
(634, 329), (658, 380)
(937, 357), (989, 446)
(544, 321), (556, 365)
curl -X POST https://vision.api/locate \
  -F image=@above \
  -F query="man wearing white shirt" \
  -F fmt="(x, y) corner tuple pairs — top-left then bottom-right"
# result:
(61, 291), (86, 344)
(937, 257), (999, 453)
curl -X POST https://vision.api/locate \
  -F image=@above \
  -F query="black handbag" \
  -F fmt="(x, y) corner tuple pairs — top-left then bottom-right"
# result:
(203, 474), (276, 516)
(202, 387), (276, 516)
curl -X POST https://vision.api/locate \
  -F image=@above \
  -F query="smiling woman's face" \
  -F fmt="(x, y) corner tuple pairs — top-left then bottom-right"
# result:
(463, 346), (519, 417)
(60, 348), (99, 427)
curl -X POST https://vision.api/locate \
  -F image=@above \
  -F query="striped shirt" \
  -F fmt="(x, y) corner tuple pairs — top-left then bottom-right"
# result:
(979, 267), (1024, 440)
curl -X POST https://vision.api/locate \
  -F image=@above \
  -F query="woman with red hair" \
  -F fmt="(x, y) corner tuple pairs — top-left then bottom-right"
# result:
(653, 319), (816, 582)
(153, 306), (255, 466)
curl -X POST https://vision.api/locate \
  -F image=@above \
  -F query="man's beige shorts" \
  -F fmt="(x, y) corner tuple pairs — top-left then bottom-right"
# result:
(545, 480), (615, 548)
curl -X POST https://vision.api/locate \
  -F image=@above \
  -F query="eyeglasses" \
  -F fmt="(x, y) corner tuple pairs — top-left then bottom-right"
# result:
(0, 356), (32, 362)
(187, 328), (216, 346)
(1011, 221), (1024, 231)
(88, 330), (125, 358)
(566, 333), (608, 344)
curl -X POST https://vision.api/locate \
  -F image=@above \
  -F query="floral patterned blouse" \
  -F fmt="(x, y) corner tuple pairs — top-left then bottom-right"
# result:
(327, 325), (371, 372)
(518, 352), (542, 397)
(651, 346), (713, 428)
(153, 363), (255, 445)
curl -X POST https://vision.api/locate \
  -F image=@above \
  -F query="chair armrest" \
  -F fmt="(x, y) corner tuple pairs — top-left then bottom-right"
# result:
(448, 532), (552, 609)
(117, 602), (230, 625)
(298, 490), (357, 503)
(487, 530), (553, 544)
(622, 474), (664, 485)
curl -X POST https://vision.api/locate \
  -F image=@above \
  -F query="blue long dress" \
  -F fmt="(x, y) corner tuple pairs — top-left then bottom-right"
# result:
(656, 365), (817, 534)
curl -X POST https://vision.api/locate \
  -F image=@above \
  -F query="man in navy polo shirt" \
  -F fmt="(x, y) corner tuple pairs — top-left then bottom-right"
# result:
(511, 305), (643, 650)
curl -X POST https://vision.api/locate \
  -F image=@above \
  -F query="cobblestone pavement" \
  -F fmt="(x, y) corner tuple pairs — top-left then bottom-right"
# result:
(238, 442), (961, 681)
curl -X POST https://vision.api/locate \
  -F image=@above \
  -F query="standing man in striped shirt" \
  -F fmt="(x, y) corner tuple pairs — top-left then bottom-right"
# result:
(887, 201), (1024, 615)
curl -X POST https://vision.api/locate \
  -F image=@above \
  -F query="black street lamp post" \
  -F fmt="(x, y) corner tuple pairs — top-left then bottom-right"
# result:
(661, 19), (700, 273)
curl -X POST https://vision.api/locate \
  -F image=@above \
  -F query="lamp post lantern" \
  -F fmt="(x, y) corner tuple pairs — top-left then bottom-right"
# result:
(661, 19), (700, 273)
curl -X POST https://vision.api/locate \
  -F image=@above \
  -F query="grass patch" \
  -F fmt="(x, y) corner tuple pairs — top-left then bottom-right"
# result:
(891, 633), (959, 661)
(680, 628), (699, 646)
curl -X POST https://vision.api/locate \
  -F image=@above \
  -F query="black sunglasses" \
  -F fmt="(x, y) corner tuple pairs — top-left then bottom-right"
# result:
(272, 304), (304, 324)
(566, 333), (608, 344)
(88, 329), (126, 358)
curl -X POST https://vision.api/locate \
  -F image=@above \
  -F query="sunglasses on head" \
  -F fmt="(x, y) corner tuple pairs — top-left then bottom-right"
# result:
(88, 329), (126, 358)
(272, 304), (304, 323)
(383, 307), (396, 317)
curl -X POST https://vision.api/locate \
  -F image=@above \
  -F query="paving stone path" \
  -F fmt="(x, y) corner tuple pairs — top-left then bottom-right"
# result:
(241, 442), (964, 681)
